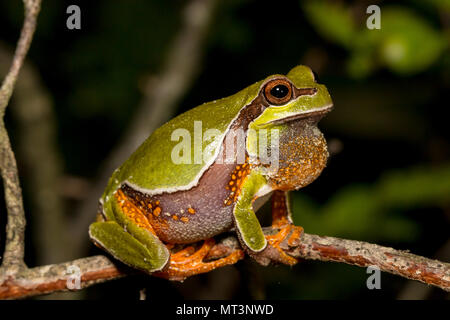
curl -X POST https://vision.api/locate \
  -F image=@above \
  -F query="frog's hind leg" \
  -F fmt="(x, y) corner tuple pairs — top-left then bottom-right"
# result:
(89, 191), (170, 273)
(89, 220), (170, 272)
(153, 238), (244, 281)
(265, 190), (303, 266)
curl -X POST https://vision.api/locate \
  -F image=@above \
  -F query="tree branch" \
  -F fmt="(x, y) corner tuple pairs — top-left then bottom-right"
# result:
(0, 0), (41, 274)
(0, 228), (448, 299)
(4, 46), (69, 265)
(287, 233), (450, 290)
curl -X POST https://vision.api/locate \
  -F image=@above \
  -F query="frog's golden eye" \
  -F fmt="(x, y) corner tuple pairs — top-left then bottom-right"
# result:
(263, 79), (293, 106)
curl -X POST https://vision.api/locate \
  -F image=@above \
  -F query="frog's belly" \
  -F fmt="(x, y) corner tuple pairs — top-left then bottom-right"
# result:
(148, 188), (235, 244)
(121, 162), (238, 244)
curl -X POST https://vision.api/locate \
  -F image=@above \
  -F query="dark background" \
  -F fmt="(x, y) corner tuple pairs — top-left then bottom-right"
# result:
(0, 0), (449, 299)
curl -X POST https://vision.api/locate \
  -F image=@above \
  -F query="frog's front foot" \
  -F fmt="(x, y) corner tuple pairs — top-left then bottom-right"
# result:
(250, 224), (303, 266)
(153, 238), (245, 281)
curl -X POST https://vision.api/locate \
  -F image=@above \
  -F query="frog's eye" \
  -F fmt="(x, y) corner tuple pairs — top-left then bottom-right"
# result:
(263, 79), (293, 106)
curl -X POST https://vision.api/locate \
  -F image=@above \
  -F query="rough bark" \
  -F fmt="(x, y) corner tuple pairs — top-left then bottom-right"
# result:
(0, 229), (448, 299)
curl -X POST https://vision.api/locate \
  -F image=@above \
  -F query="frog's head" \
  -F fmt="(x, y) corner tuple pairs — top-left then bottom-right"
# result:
(251, 65), (333, 128)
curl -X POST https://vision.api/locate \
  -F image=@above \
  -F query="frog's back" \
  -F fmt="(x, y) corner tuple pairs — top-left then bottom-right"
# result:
(104, 80), (263, 198)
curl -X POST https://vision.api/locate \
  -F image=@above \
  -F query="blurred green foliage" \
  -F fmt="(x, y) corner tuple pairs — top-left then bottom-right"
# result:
(293, 164), (450, 242)
(303, 0), (356, 48)
(304, 1), (448, 77)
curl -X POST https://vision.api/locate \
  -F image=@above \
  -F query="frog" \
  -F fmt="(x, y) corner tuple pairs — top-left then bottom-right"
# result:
(89, 65), (333, 280)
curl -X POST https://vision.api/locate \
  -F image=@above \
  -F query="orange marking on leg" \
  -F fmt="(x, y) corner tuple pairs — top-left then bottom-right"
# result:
(114, 190), (157, 236)
(224, 158), (253, 206)
(271, 190), (290, 228)
(154, 239), (244, 281)
(266, 191), (302, 265)
(171, 245), (196, 259)
(265, 225), (298, 266)
(288, 225), (303, 247)
(153, 207), (161, 216)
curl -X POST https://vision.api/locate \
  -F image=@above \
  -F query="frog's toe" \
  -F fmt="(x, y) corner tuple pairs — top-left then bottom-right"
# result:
(89, 221), (170, 273)
(154, 238), (244, 281)
(168, 245), (196, 261)
(255, 224), (303, 266)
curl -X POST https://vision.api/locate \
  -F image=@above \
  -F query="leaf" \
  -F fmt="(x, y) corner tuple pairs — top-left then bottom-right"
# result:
(379, 7), (447, 74)
(303, 0), (356, 48)
(376, 164), (450, 208)
(350, 7), (448, 75)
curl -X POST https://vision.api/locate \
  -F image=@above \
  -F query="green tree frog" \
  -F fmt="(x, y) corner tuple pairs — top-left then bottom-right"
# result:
(89, 65), (333, 280)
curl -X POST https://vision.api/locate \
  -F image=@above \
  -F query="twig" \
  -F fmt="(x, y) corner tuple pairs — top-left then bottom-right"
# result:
(287, 233), (450, 290)
(0, 255), (127, 299)
(0, 229), (448, 299)
(397, 238), (450, 299)
(70, 0), (219, 256)
(5, 48), (68, 265)
(0, 0), (41, 274)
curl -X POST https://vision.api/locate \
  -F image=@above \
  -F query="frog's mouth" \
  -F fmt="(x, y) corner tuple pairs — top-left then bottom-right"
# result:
(268, 104), (333, 125)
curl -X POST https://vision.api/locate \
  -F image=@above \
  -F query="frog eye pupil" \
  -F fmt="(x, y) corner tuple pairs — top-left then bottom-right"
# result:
(270, 85), (289, 99)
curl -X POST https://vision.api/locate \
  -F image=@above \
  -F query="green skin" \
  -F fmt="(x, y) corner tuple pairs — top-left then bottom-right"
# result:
(89, 65), (333, 273)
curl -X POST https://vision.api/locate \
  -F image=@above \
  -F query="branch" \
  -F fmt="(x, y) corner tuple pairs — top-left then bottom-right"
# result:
(0, 44), (69, 265)
(0, 255), (127, 299)
(288, 233), (450, 290)
(1, 229), (448, 299)
(0, 0), (41, 274)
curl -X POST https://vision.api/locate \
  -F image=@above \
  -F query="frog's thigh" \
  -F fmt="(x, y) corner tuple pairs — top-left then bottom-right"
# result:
(89, 221), (169, 272)
(90, 197), (170, 273)
(233, 172), (267, 252)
